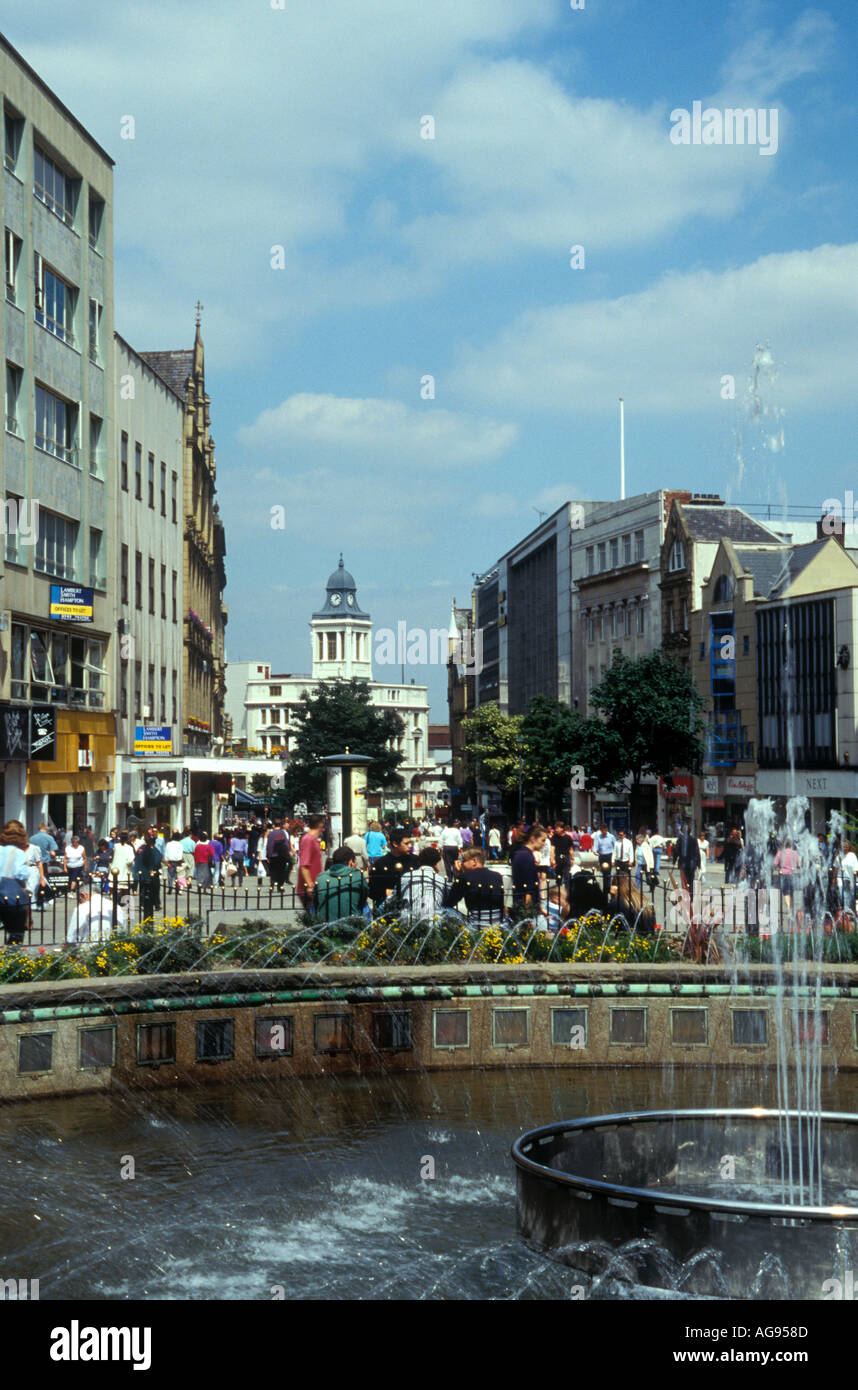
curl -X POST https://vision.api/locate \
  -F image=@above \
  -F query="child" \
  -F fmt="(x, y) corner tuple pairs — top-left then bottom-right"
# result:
(546, 884), (562, 932)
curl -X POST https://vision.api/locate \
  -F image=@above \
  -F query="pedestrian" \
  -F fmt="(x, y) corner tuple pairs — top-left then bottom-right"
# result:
(163, 832), (183, 889)
(209, 831), (226, 886)
(487, 825), (502, 861)
(511, 825), (548, 918)
(136, 829), (163, 915)
(634, 832), (654, 893)
(697, 828), (710, 886)
(297, 814), (325, 912)
(30, 821), (58, 864)
(343, 831), (369, 874)
(312, 847), (368, 922)
(551, 822), (574, 882)
(368, 827), (415, 908)
(773, 838), (799, 911)
(446, 847), (505, 926)
(0, 821), (30, 945)
(193, 835), (215, 889)
(593, 823), (616, 903)
(64, 835), (87, 890)
(266, 819), (292, 889)
(612, 828), (634, 879)
(440, 820), (464, 878)
(674, 823), (701, 894)
(228, 826), (248, 885)
(843, 840), (858, 913)
(398, 847), (448, 920)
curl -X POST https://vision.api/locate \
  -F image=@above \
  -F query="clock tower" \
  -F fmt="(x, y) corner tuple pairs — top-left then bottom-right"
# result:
(310, 555), (373, 681)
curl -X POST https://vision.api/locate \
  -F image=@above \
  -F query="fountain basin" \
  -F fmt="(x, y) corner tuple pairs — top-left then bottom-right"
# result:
(512, 1109), (858, 1299)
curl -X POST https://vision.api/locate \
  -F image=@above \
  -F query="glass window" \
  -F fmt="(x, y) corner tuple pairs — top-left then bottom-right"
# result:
(5, 227), (21, 303)
(35, 385), (75, 464)
(4, 109), (22, 172)
(148, 452), (155, 508)
(597, 541), (607, 571)
(669, 539), (685, 572)
(35, 258), (76, 344)
(160, 564), (167, 619)
(18, 1032), (53, 1074)
(10, 624), (26, 698)
(160, 461), (167, 516)
(622, 533), (631, 565)
(121, 545), (129, 605)
(609, 538), (619, 568)
(34, 508), (77, 580)
(585, 546), (594, 575)
(255, 1016), (294, 1057)
(79, 1026), (115, 1069)
(88, 193), (104, 251)
(637, 602), (646, 635)
(314, 1013), (352, 1053)
(731, 1009), (767, 1046)
(135, 551), (142, 610)
(433, 1009), (469, 1048)
(634, 529), (645, 561)
(794, 1011), (829, 1045)
(172, 571), (177, 623)
(372, 1011), (413, 1051)
(171, 471), (178, 523)
(551, 1007), (588, 1048)
(196, 1019), (234, 1062)
(137, 1022), (175, 1064)
(492, 1008), (529, 1047)
(610, 1007), (647, 1045)
(148, 557), (155, 614)
(34, 147), (75, 224)
(135, 442), (142, 499)
(670, 1008), (708, 1046)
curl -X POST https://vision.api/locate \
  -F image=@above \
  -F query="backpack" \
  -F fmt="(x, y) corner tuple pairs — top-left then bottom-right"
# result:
(270, 830), (289, 859)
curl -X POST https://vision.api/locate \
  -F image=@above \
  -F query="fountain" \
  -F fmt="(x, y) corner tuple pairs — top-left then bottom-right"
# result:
(512, 797), (858, 1300)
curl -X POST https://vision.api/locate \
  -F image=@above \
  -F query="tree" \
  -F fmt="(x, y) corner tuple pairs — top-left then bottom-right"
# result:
(462, 703), (523, 816)
(281, 678), (405, 808)
(587, 650), (705, 824)
(520, 694), (587, 820)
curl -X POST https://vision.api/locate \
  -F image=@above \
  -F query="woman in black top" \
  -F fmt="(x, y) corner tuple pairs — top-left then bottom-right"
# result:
(511, 826), (547, 916)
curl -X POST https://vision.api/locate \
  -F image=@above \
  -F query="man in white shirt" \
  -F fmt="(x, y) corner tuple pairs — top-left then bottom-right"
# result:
(613, 828), (634, 873)
(66, 889), (128, 944)
(440, 822), (464, 879)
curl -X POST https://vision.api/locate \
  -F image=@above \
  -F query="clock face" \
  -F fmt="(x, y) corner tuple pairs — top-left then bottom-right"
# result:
(330, 593), (342, 606)
(346, 594), (354, 607)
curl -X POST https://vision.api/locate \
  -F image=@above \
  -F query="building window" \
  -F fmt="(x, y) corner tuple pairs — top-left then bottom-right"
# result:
(667, 605), (675, 634)
(681, 597), (688, 629)
(669, 539), (685, 572)
(585, 546), (594, 576)
(172, 671), (177, 724)
(35, 255), (77, 345)
(88, 298), (102, 362)
(135, 551), (142, 610)
(89, 527), (103, 588)
(171, 471), (178, 523)
(625, 605), (633, 638)
(594, 610), (602, 641)
(255, 1016), (294, 1058)
(147, 663), (155, 715)
(609, 537), (619, 569)
(171, 571), (177, 623)
(34, 508), (77, 580)
(433, 1009), (469, 1049)
(731, 1009), (767, 1047)
(147, 452), (155, 508)
(372, 1011), (413, 1051)
(120, 432), (128, 490)
(4, 108), (23, 174)
(326, 633), (337, 660)
(79, 1026), (115, 1069)
(794, 1010), (829, 1045)
(5, 362), (22, 435)
(160, 564), (167, 619)
(670, 1008), (708, 1046)
(89, 413), (103, 475)
(634, 529), (645, 562)
(622, 533), (631, 565)
(196, 1019), (234, 1062)
(34, 146), (76, 225)
(637, 601), (646, 636)
(314, 1013), (352, 1054)
(137, 1022), (175, 1065)
(597, 541), (607, 572)
(492, 1007), (529, 1048)
(148, 558), (155, 614)
(88, 193), (104, 252)
(160, 462), (167, 516)
(35, 385), (76, 464)
(134, 661), (141, 720)
(18, 1032), (53, 1075)
(120, 663), (128, 719)
(551, 1007), (588, 1047)
(134, 442), (142, 499)
(4, 227), (21, 303)
(269, 685), (282, 697)
(610, 1007), (647, 1046)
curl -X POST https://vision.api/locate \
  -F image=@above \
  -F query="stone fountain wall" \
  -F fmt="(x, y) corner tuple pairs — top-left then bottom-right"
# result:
(0, 963), (856, 1101)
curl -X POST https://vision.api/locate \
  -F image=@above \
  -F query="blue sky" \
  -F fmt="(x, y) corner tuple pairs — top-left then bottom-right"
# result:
(5, 0), (857, 718)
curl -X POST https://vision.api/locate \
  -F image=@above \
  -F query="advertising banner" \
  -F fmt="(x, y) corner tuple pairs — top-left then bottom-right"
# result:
(49, 585), (94, 622)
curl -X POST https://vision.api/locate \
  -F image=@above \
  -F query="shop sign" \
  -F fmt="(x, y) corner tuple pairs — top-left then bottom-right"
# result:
(49, 584), (94, 622)
(144, 772), (179, 800)
(134, 725), (172, 756)
(703, 775), (719, 796)
(659, 776), (693, 799)
(29, 707), (56, 761)
(726, 775), (755, 796)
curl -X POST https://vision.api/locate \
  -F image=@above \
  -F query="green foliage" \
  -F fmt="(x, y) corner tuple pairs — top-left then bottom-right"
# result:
(520, 694), (586, 817)
(281, 678), (405, 806)
(462, 703), (524, 796)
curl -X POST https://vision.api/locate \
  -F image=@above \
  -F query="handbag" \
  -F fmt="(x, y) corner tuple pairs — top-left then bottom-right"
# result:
(0, 846), (28, 907)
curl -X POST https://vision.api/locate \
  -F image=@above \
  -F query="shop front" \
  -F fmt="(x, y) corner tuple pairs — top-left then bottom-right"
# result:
(25, 710), (115, 838)
(756, 769), (858, 833)
(659, 774), (694, 834)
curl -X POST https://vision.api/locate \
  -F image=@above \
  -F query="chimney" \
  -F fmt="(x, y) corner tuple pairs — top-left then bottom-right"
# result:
(818, 514), (845, 548)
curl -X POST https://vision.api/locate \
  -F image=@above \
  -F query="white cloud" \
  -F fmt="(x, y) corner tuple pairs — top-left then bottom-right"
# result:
(451, 243), (858, 415)
(238, 393), (518, 464)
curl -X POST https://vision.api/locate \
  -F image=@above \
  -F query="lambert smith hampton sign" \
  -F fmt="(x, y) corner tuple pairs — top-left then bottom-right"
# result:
(134, 726), (172, 756)
(49, 585), (94, 622)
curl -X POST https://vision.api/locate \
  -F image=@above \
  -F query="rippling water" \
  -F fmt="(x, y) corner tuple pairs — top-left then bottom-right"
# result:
(1, 1066), (855, 1300)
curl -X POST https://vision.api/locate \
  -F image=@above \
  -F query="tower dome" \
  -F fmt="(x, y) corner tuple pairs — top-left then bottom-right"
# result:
(312, 554), (370, 619)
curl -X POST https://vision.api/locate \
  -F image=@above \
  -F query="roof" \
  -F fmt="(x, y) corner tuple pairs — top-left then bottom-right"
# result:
(115, 333), (187, 405)
(312, 555), (370, 619)
(681, 504), (781, 545)
(0, 32), (114, 167)
(140, 350), (194, 399)
(732, 546), (791, 598)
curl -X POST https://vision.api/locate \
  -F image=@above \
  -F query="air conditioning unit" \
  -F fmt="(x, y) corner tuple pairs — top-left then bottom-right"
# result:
(78, 748), (92, 768)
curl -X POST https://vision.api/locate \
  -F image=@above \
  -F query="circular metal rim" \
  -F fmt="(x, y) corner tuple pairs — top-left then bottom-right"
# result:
(511, 1109), (858, 1222)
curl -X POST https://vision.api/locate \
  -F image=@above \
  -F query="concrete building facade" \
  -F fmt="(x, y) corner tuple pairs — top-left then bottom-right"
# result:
(0, 34), (116, 835)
